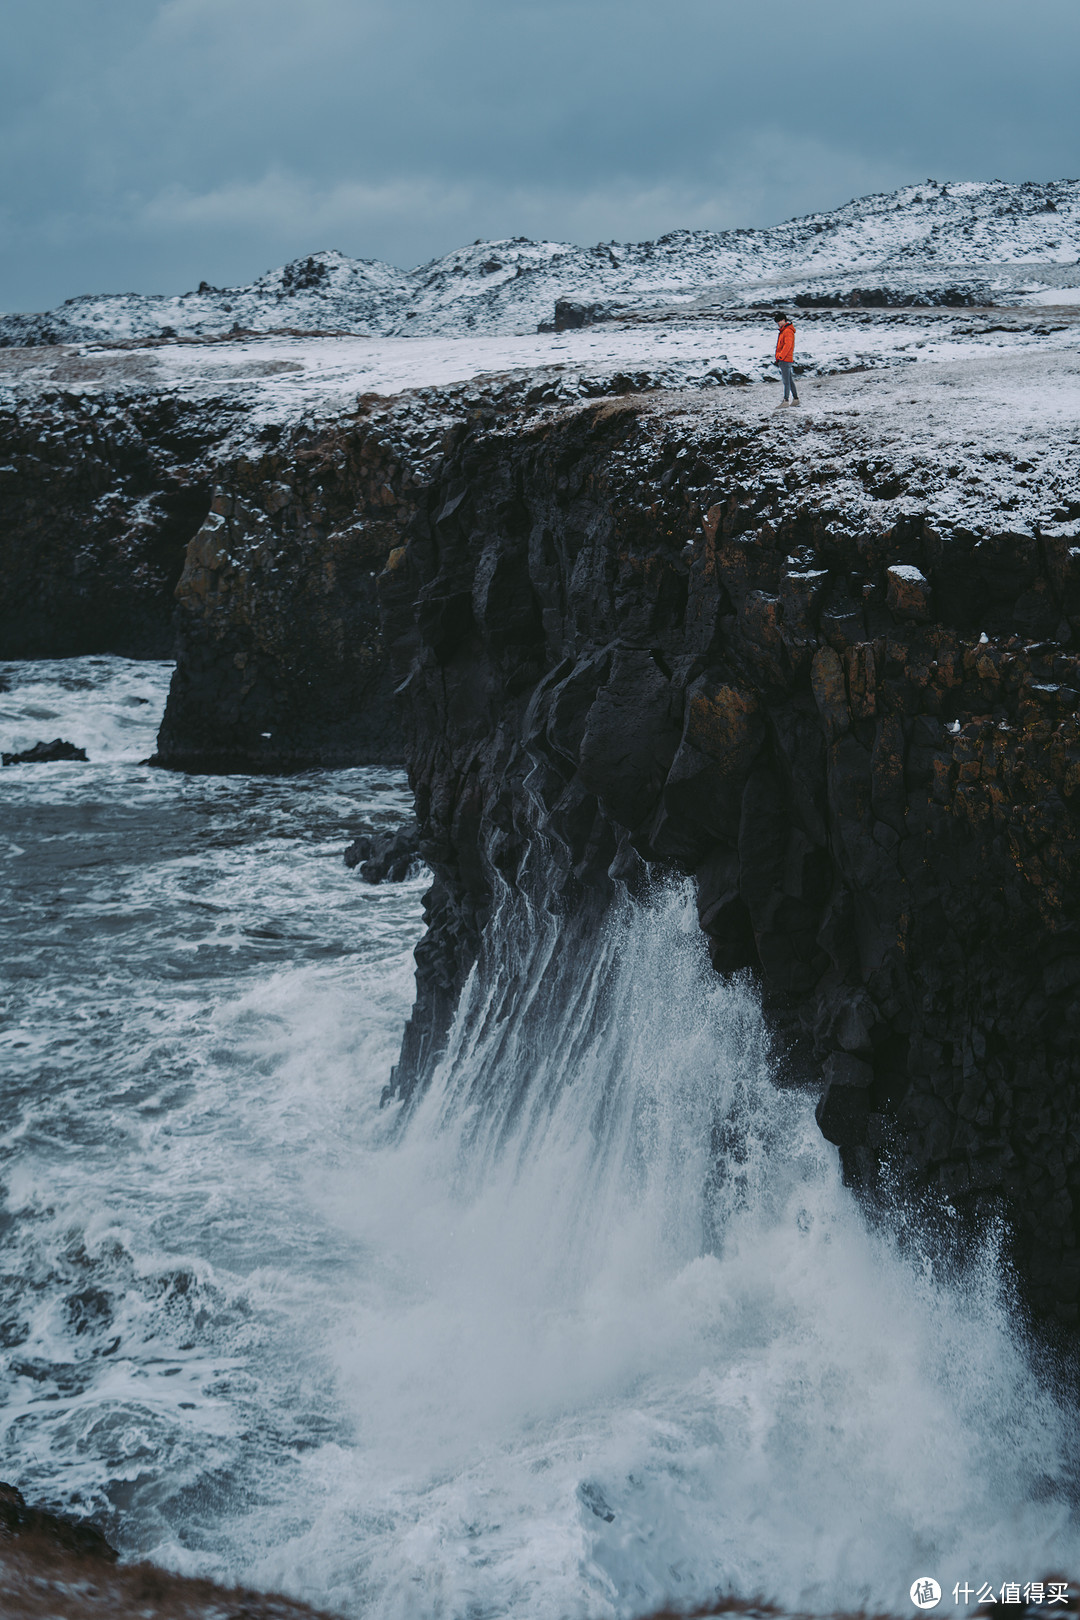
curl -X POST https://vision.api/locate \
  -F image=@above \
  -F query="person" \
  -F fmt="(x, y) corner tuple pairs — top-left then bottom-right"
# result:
(774, 313), (799, 405)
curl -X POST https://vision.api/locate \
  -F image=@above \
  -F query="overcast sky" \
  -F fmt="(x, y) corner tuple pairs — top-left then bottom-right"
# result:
(2, 0), (1078, 312)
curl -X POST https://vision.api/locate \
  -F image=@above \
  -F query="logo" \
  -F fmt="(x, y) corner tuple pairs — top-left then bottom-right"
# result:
(911, 1579), (942, 1610)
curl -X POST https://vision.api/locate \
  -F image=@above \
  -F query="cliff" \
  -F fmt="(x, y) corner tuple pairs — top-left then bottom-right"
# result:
(149, 363), (726, 771)
(0, 387), (227, 658)
(4, 301), (1075, 776)
(384, 349), (1080, 1322)
(151, 405), (423, 769)
(7, 303), (1080, 1321)
(150, 376), (552, 770)
(1, 334), (733, 769)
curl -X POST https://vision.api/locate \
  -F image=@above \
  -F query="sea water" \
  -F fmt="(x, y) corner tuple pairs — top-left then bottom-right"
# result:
(2, 657), (1079, 1620)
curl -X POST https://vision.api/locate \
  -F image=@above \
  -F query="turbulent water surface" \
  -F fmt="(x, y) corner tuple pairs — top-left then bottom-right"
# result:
(3, 657), (1080, 1620)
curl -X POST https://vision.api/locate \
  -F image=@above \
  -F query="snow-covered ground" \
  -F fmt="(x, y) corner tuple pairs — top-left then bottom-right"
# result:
(648, 345), (1080, 535)
(3, 196), (1076, 537)
(2, 306), (1078, 450)
(3, 179), (1080, 348)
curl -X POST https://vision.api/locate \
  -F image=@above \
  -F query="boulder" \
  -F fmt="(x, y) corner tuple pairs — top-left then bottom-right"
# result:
(886, 563), (933, 622)
(546, 299), (621, 333)
(345, 819), (421, 882)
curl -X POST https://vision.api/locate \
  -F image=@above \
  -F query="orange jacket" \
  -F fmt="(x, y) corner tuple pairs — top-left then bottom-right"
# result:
(775, 322), (795, 363)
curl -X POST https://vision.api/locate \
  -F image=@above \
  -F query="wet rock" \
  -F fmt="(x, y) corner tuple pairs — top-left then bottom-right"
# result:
(0, 1481), (341, 1618)
(578, 1480), (616, 1521)
(345, 819), (421, 882)
(343, 835), (371, 869)
(2, 738), (88, 766)
(816, 1053), (874, 1146)
(0, 1481), (116, 1562)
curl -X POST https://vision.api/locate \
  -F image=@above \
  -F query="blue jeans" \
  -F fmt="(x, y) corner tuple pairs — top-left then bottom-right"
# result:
(778, 360), (798, 401)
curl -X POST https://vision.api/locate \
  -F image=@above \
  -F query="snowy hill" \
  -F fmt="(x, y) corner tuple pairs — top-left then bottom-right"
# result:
(3, 178), (1079, 348)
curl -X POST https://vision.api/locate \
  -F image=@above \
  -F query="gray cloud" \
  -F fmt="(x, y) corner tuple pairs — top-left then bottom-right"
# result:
(2, 0), (1078, 310)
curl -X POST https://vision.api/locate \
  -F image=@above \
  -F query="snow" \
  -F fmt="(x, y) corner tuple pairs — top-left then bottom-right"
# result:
(3, 307), (1077, 547)
(2, 306), (1076, 441)
(1029, 285), (1080, 306)
(888, 565), (928, 583)
(658, 346), (1080, 536)
(3, 176), (1078, 546)
(3, 179), (1080, 348)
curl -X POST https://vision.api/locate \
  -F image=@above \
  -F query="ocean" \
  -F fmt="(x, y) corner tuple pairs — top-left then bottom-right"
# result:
(2, 656), (1079, 1620)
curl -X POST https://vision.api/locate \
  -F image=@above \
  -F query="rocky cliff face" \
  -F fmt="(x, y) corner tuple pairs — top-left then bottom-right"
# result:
(4, 308), (1075, 775)
(152, 407), (422, 769)
(0, 389), (229, 658)
(384, 373), (1080, 1322)
(152, 367), (667, 771)
(151, 382), (540, 770)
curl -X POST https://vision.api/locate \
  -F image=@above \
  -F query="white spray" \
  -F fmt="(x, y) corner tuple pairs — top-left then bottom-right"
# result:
(259, 880), (1080, 1620)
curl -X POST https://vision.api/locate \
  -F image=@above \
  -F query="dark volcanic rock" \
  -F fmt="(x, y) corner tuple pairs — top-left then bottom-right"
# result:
(383, 391), (1080, 1323)
(0, 1481), (116, 1562)
(151, 370), (687, 773)
(2, 738), (88, 766)
(792, 285), (984, 309)
(542, 299), (623, 333)
(151, 408), (446, 771)
(0, 389), (231, 658)
(2, 344), (723, 773)
(345, 818), (421, 881)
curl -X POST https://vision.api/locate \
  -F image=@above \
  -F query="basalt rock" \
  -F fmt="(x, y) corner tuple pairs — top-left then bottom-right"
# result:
(152, 378), (609, 772)
(2, 738), (88, 765)
(384, 391), (1080, 1324)
(0, 390), (232, 658)
(345, 818), (421, 881)
(151, 367), (694, 773)
(152, 412), (421, 770)
(4, 337), (740, 770)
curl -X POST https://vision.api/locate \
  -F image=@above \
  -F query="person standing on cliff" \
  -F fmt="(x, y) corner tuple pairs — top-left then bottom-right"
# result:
(774, 313), (799, 405)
